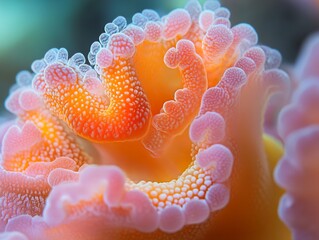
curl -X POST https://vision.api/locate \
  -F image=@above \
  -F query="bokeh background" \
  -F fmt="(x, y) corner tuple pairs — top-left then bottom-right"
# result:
(0, 0), (318, 111)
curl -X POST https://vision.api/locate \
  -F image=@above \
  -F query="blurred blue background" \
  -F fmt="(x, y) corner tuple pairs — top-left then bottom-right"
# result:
(0, 0), (318, 110)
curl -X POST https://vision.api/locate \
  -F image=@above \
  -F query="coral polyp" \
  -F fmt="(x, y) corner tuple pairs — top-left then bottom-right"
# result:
(0, 1), (298, 239)
(275, 33), (319, 240)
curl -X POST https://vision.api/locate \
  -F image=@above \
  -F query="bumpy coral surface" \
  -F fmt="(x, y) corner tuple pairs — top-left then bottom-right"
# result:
(275, 33), (319, 240)
(0, 0), (294, 239)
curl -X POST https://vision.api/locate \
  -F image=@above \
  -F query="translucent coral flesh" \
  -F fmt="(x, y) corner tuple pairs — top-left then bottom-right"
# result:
(0, 1), (293, 239)
(275, 33), (319, 240)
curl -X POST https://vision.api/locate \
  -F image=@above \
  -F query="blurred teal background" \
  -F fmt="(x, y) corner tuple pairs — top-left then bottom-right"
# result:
(0, 0), (318, 111)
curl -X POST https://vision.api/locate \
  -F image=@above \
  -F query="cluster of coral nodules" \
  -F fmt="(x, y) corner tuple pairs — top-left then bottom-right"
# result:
(0, 1), (288, 239)
(275, 33), (319, 240)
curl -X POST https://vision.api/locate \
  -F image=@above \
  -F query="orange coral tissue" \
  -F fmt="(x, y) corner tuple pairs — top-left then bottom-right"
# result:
(0, 1), (292, 240)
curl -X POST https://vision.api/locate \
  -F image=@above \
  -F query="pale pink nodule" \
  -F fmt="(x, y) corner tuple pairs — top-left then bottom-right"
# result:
(275, 33), (319, 240)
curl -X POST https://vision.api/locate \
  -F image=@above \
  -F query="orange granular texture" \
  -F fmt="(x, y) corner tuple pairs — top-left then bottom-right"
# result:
(2, 109), (88, 172)
(41, 58), (151, 142)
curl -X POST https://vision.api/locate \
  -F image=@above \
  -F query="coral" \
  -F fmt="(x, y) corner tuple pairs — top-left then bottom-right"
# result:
(0, 0), (292, 239)
(0, 79), (90, 230)
(275, 33), (319, 240)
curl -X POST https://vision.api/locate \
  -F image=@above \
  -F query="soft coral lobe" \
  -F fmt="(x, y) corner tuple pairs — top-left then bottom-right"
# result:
(0, 59), (90, 230)
(0, 0), (292, 239)
(33, 43), (151, 142)
(275, 33), (319, 240)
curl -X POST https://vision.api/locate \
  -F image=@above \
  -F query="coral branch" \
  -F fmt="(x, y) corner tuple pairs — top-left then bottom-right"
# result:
(275, 36), (319, 239)
(33, 45), (151, 142)
(3, 88), (89, 171)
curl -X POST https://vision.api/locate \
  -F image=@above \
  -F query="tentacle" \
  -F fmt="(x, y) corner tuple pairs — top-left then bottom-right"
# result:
(195, 43), (290, 239)
(6, 215), (48, 240)
(142, 39), (207, 157)
(0, 158), (76, 229)
(33, 43), (151, 142)
(3, 88), (89, 171)
(275, 78), (319, 240)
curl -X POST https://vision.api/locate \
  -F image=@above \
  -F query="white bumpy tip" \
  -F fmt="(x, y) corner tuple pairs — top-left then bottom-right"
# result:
(263, 69), (290, 92)
(16, 70), (33, 87)
(132, 13), (148, 28)
(215, 7), (230, 19)
(164, 48), (181, 69)
(175, 40), (196, 59)
(104, 23), (119, 35)
(244, 47), (266, 68)
(190, 111), (226, 145)
(144, 21), (162, 42)
(68, 52), (86, 67)
(122, 25), (145, 45)
(262, 46), (282, 70)
(196, 144), (234, 182)
(5, 90), (22, 114)
(219, 67), (247, 90)
(57, 48), (68, 63)
(112, 16), (127, 31)
(185, 0), (202, 20)
(280, 126), (319, 180)
(278, 194), (319, 240)
(199, 10), (215, 32)
(96, 48), (113, 68)
(88, 52), (96, 65)
(199, 87), (229, 115)
(19, 89), (42, 111)
(108, 33), (136, 58)
(277, 105), (301, 140)
(78, 64), (92, 76)
(44, 63), (77, 87)
(183, 199), (210, 224)
(99, 32), (110, 47)
(84, 69), (98, 78)
(205, 183), (230, 212)
(76, 166), (126, 207)
(159, 205), (185, 233)
(295, 32), (319, 80)
(121, 190), (159, 233)
(293, 81), (319, 110)
(204, 0), (221, 11)
(2, 121), (42, 158)
(48, 168), (79, 187)
(83, 76), (104, 96)
(31, 59), (47, 74)
(90, 41), (101, 55)
(278, 81), (319, 139)
(232, 23), (258, 46)
(164, 40), (196, 69)
(203, 24), (234, 60)
(142, 9), (160, 21)
(44, 48), (58, 64)
(163, 9), (192, 40)
(276, 124), (319, 240)
(213, 17), (231, 28)
(235, 57), (256, 75)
